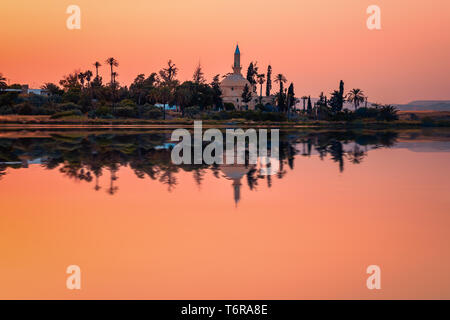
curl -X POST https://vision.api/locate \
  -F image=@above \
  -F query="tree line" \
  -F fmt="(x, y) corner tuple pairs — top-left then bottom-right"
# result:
(0, 59), (398, 121)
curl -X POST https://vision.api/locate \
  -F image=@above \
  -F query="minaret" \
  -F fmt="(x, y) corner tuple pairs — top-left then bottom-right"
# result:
(232, 44), (242, 75)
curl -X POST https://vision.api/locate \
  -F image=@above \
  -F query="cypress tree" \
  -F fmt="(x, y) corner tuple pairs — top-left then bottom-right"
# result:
(241, 84), (252, 108)
(287, 83), (295, 109)
(339, 80), (344, 110)
(266, 65), (272, 96)
(246, 62), (254, 84)
(307, 96), (312, 114)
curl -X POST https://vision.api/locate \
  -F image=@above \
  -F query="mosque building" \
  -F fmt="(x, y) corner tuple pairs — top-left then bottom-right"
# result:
(220, 45), (274, 110)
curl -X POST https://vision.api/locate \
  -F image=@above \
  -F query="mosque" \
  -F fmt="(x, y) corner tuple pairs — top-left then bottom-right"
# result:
(220, 45), (274, 110)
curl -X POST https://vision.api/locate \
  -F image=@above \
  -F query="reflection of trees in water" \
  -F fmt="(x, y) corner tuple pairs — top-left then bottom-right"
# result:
(0, 130), (401, 193)
(347, 145), (365, 164)
(192, 168), (206, 188)
(299, 131), (400, 172)
(0, 165), (6, 180)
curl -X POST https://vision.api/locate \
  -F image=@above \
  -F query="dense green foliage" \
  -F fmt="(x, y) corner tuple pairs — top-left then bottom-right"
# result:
(1, 66), (401, 123)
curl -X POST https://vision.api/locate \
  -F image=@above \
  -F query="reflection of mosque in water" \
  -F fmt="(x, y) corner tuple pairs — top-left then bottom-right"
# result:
(0, 130), (406, 205)
(220, 163), (252, 206)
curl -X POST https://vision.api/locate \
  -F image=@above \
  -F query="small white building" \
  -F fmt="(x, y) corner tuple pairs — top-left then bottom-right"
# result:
(0, 85), (48, 96)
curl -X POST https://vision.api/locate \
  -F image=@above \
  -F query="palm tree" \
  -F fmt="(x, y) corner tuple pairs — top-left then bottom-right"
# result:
(157, 86), (172, 120)
(256, 74), (265, 103)
(347, 88), (365, 111)
(301, 96), (308, 113)
(84, 70), (93, 88)
(105, 57), (119, 85)
(112, 72), (118, 84)
(93, 61), (101, 79)
(274, 74), (287, 94)
(78, 72), (86, 88)
(148, 87), (160, 106)
(274, 74), (287, 111)
(0, 73), (7, 89)
(109, 68), (119, 109)
(41, 82), (61, 95)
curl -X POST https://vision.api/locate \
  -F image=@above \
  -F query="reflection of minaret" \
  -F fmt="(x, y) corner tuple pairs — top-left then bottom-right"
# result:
(232, 178), (241, 207)
(220, 165), (248, 206)
(220, 162), (255, 206)
(219, 145), (256, 206)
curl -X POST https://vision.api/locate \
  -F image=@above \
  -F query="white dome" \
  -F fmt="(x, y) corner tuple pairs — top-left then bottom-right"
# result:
(220, 73), (250, 88)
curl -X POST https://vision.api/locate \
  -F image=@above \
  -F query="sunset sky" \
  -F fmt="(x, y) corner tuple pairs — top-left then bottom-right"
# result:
(0, 0), (449, 103)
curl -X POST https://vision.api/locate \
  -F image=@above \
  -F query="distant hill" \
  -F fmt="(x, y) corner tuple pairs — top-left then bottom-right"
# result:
(395, 100), (450, 111)
(293, 99), (450, 112)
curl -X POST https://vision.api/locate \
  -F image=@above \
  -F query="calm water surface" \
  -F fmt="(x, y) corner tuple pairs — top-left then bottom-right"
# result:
(0, 128), (449, 299)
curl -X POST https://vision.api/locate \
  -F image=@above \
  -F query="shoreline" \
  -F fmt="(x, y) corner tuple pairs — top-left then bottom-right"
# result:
(1, 111), (449, 129)
(1, 111), (449, 128)
(0, 120), (449, 129)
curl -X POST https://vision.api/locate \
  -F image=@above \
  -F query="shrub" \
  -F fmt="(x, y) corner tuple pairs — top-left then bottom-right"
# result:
(50, 109), (83, 119)
(143, 108), (163, 119)
(78, 93), (93, 112)
(202, 110), (287, 122)
(119, 99), (136, 108)
(0, 105), (14, 115)
(259, 111), (287, 122)
(25, 93), (48, 107)
(113, 106), (137, 118)
(184, 106), (201, 119)
(355, 107), (379, 119)
(376, 105), (398, 121)
(0, 92), (19, 106)
(56, 102), (83, 112)
(88, 105), (113, 118)
(206, 111), (232, 120)
(34, 107), (54, 115)
(14, 102), (35, 115)
(48, 94), (62, 104)
(223, 102), (235, 111)
(329, 110), (355, 121)
(62, 90), (81, 104)
(134, 104), (161, 119)
(317, 106), (333, 120)
(255, 103), (270, 112)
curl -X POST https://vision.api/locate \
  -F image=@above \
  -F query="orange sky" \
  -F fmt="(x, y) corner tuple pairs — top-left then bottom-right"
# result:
(0, 0), (449, 103)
